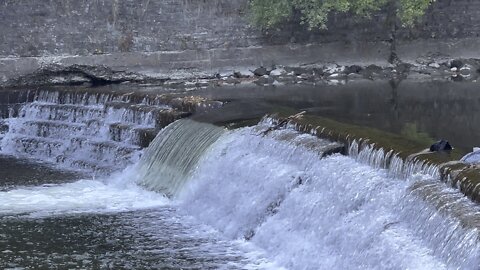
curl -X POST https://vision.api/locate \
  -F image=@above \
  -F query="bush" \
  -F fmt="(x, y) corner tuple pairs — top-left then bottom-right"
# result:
(249, 0), (435, 30)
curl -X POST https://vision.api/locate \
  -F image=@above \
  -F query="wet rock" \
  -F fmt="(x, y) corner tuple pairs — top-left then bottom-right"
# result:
(360, 64), (383, 79)
(450, 59), (464, 69)
(7, 64), (150, 87)
(253, 75), (274, 85)
(395, 63), (411, 74)
(430, 140), (453, 152)
(253, 67), (268, 77)
(218, 70), (234, 78)
(284, 67), (307, 76)
(233, 69), (254, 78)
(347, 73), (364, 80)
(321, 143), (346, 157)
(272, 80), (284, 86)
(270, 67), (286, 76)
(0, 121), (8, 133)
(324, 64), (344, 75)
(344, 65), (363, 74)
(136, 128), (159, 148)
(451, 74), (464, 82)
(223, 76), (240, 85)
(328, 73), (341, 79)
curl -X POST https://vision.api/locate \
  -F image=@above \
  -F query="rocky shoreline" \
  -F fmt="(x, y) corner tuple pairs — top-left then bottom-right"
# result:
(2, 57), (480, 90)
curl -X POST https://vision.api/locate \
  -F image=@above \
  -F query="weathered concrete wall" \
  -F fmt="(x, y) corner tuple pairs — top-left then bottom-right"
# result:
(1, 0), (480, 83)
(1, 0), (257, 56)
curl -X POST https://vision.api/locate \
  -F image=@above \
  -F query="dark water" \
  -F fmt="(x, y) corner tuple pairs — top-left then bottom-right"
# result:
(0, 208), (257, 269)
(0, 155), (82, 191)
(196, 79), (480, 154)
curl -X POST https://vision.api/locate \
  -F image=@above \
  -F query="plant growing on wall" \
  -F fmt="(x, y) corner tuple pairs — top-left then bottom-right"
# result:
(249, 0), (435, 30)
(249, 0), (436, 63)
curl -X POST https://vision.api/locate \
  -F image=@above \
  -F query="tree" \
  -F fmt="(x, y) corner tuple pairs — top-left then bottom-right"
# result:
(249, 0), (435, 63)
(249, 0), (435, 30)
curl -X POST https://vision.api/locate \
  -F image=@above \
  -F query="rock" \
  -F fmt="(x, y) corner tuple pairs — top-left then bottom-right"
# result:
(233, 69), (254, 78)
(428, 62), (441, 68)
(359, 64), (384, 79)
(253, 67), (268, 77)
(324, 64), (344, 75)
(7, 64), (148, 87)
(285, 67), (308, 76)
(344, 65), (363, 74)
(429, 140), (453, 152)
(450, 59), (464, 69)
(253, 75), (274, 85)
(451, 74), (464, 82)
(395, 63), (411, 74)
(451, 67), (458, 72)
(270, 68), (286, 76)
(219, 70), (234, 78)
(224, 77), (240, 84)
(364, 64), (383, 74)
(347, 73), (364, 80)
(272, 80), (284, 86)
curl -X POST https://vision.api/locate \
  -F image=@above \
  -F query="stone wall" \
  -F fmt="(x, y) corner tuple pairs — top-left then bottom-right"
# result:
(1, 0), (480, 83)
(1, 0), (258, 57)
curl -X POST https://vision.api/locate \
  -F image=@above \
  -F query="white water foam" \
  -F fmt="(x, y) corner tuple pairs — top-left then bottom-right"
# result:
(179, 124), (480, 270)
(0, 167), (167, 217)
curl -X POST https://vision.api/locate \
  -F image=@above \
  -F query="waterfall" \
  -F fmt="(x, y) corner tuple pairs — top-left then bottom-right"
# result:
(0, 89), (184, 175)
(136, 119), (225, 197)
(175, 121), (480, 270)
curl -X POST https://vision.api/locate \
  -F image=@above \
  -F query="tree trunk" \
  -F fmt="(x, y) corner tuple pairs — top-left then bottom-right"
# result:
(387, 0), (400, 64)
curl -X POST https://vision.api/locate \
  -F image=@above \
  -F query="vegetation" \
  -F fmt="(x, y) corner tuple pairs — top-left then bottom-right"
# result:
(249, 0), (435, 30)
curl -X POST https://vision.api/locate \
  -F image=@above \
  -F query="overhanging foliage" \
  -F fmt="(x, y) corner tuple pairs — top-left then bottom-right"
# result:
(249, 0), (435, 29)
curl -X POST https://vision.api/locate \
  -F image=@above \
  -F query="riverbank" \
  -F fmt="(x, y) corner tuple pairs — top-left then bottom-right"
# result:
(2, 56), (480, 89)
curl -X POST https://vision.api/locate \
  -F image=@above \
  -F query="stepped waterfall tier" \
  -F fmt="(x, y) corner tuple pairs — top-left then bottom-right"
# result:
(0, 88), (191, 175)
(0, 109), (479, 268)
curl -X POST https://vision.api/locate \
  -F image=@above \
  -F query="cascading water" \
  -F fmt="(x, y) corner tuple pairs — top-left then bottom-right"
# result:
(136, 119), (225, 197)
(176, 120), (480, 269)
(0, 89), (182, 175)
(1, 114), (479, 269)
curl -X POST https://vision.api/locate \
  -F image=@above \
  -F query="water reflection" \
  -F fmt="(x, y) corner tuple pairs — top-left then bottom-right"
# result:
(198, 80), (480, 153)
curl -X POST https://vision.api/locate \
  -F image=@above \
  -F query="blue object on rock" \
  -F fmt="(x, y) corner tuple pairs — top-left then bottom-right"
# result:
(461, 148), (480, 164)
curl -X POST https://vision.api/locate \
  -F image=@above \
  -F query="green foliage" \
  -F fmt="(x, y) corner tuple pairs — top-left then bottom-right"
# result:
(249, 0), (435, 29)
(399, 0), (434, 26)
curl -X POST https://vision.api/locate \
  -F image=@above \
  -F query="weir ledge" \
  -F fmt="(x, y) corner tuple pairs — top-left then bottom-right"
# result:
(270, 113), (480, 204)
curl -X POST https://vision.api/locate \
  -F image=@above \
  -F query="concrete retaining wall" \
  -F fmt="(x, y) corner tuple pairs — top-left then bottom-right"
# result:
(1, 0), (480, 83)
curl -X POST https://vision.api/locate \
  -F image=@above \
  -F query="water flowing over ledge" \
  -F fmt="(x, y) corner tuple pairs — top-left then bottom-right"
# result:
(137, 119), (225, 197)
(265, 114), (480, 203)
(176, 120), (480, 269)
